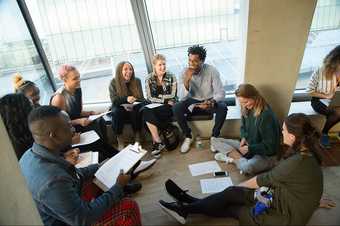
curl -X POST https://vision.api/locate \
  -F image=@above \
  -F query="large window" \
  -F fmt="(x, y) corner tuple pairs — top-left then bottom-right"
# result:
(296, 0), (340, 91)
(26, 0), (147, 104)
(146, 0), (245, 93)
(0, 0), (53, 104)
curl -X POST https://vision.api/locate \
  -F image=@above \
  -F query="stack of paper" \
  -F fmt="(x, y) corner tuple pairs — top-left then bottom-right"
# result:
(94, 143), (147, 191)
(75, 151), (99, 168)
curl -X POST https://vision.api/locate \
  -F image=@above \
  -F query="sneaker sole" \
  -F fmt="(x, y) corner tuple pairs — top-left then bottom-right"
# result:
(159, 203), (186, 224)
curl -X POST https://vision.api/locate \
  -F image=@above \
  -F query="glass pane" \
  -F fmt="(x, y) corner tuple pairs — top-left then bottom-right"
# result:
(26, 0), (147, 104)
(296, 0), (340, 90)
(0, 0), (53, 104)
(146, 0), (245, 94)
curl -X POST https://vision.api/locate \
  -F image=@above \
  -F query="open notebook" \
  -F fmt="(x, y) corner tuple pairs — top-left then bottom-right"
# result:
(94, 143), (147, 191)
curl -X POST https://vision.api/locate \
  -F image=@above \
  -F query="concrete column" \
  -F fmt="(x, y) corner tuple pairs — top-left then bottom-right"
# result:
(244, 0), (317, 120)
(0, 118), (42, 225)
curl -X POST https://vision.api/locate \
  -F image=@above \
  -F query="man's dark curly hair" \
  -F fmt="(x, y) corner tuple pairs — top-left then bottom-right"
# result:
(187, 45), (207, 62)
(0, 93), (33, 159)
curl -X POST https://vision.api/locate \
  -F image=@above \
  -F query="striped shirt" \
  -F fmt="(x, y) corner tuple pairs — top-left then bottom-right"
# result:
(306, 67), (337, 95)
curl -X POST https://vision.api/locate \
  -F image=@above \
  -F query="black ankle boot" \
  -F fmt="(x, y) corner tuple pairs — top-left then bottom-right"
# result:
(165, 179), (198, 203)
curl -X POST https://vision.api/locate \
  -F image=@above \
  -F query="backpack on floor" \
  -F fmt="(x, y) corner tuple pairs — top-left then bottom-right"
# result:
(160, 124), (180, 151)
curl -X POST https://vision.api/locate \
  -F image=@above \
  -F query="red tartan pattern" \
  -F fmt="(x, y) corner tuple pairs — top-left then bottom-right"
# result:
(93, 198), (142, 226)
(81, 182), (142, 226)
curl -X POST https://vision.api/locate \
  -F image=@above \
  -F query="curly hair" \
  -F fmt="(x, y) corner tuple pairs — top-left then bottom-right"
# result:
(0, 94), (33, 159)
(187, 45), (207, 62)
(323, 45), (340, 80)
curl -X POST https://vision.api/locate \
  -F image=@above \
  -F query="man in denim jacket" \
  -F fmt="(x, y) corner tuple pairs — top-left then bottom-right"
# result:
(19, 106), (132, 226)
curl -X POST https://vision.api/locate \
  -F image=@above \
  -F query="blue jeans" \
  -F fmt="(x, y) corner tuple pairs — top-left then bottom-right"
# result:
(173, 98), (228, 138)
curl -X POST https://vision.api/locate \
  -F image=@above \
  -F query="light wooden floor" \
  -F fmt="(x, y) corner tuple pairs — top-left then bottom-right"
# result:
(131, 141), (340, 226)
(132, 141), (247, 226)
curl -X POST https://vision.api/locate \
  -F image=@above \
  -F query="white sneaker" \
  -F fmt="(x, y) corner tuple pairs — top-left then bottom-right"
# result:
(134, 159), (157, 174)
(210, 137), (217, 153)
(180, 137), (193, 153)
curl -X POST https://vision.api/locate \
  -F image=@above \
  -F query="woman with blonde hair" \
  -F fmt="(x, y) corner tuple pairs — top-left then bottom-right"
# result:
(143, 54), (177, 156)
(109, 61), (145, 149)
(214, 84), (280, 175)
(306, 45), (340, 148)
(13, 73), (40, 107)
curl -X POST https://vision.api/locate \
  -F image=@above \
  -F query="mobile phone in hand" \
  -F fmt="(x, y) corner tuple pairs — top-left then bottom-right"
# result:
(213, 171), (229, 177)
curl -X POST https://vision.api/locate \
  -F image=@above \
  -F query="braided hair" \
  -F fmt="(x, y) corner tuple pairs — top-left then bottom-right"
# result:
(283, 113), (322, 164)
(0, 94), (34, 159)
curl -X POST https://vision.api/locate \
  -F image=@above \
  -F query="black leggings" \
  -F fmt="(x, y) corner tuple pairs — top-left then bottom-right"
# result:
(311, 97), (340, 133)
(111, 104), (145, 135)
(143, 104), (173, 130)
(183, 186), (255, 218)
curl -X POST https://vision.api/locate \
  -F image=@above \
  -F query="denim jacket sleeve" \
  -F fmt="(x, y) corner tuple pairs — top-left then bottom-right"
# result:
(40, 175), (124, 225)
(77, 164), (99, 181)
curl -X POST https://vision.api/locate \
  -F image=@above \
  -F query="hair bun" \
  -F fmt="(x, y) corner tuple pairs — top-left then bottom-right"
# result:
(13, 73), (24, 90)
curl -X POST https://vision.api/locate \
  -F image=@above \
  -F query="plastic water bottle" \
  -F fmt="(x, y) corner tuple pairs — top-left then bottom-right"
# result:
(196, 135), (203, 150)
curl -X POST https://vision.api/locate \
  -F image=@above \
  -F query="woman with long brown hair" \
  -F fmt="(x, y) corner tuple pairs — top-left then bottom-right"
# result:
(214, 83), (280, 175)
(109, 61), (145, 149)
(159, 113), (323, 226)
(306, 45), (340, 148)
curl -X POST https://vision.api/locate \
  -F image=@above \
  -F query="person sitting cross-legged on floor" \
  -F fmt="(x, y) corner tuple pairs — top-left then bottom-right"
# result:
(159, 113), (323, 226)
(19, 106), (142, 226)
(214, 84), (280, 175)
(173, 45), (228, 153)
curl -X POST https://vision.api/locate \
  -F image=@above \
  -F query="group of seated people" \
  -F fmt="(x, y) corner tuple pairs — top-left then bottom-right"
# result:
(0, 44), (339, 225)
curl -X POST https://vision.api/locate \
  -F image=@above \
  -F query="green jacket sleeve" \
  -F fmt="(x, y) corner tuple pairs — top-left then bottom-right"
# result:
(109, 79), (128, 106)
(248, 110), (279, 156)
(240, 116), (247, 139)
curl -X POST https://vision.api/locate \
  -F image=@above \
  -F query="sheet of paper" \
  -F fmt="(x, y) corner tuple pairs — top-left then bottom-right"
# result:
(72, 130), (100, 147)
(188, 161), (221, 176)
(145, 103), (163, 109)
(200, 177), (233, 194)
(95, 143), (147, 189)
(133, 101), (141, 105)
(88, 110), (112, 121)
(75, 151), (99, 168)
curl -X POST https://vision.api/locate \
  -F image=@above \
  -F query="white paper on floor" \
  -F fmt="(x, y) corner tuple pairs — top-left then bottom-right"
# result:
(200, 177), (233, 194)
(188, 160), (221, 176)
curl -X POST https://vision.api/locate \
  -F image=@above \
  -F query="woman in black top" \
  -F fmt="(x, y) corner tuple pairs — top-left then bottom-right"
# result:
(109, 61), (145, 149)
(159, 113), (323, 226)
(143, 54), (177, 156)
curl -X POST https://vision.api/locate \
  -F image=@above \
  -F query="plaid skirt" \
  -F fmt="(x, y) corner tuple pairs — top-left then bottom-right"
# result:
(82, 182), (142, 226)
